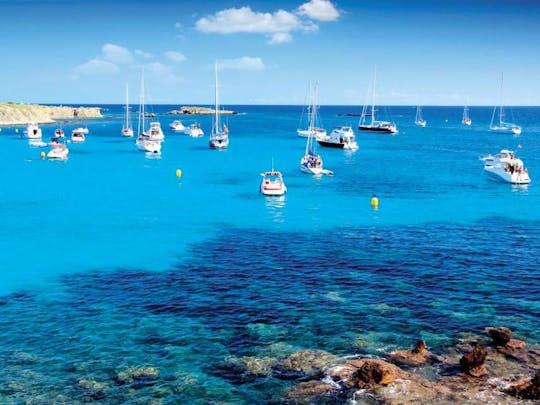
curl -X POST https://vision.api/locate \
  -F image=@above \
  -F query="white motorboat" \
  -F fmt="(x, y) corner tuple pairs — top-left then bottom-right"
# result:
(73, 127), (88, 135)
(184, 123), (204, 137)
(260, 161), (287, 196)
(23, 123), (42, 139)
(415, 105), (427, 127)
(122, 83), (134, 137)
(318, 126), (358, 150)
(209, 63), (229, 149)
(490, 74), (521, 135)
(481, 149), (530, 184)
(297, 81), (327, 138)
(135, 70), (162, 154)
(358, 70), (398, 134)
(169, 120), (185, 132)
(71, 128), (86, 143)
(47, 142), (69, 160)
(462, 105), (472, 126)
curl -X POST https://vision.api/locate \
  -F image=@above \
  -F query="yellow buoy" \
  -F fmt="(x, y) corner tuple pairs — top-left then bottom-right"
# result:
(40, 151), (46, 159)
(371, 196), (379, 209)
(176, 169), (182, 178)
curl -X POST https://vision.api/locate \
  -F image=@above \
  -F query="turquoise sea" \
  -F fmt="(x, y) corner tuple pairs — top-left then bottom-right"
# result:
(1, 105), (539, 403)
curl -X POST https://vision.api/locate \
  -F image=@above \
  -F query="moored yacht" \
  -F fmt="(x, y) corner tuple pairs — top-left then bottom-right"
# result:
(260, 161), (287, 196)
(24, 123), (42, 139)
(358, 70), (398, 134)
(169, 120), (185, 132)
(122, 83), (134, 137)
(47, 142), (69, 160)
(490, 74), (521, 135)
(415, 105), (427, 127)
(317, 126), (358, 150)
(481, 149), (530, 184)
(52, 128), (65, 141)
(209, 63), (229, 149)
(184, 123), (204, 137)
(135, 70), (162, 154)
(71, 128), (86, 143)
(297, 81), (326, 138)
(462, 105), (472, 126)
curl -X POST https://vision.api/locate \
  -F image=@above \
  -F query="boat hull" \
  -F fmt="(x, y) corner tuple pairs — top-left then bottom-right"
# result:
(209, 135), (229, 149)
(122, 128), (134, 137)
(358, 125), (397, 134)
(318, 140), (344, 149)
(484, 167), (530, 184)
(136, 140), (161, 153)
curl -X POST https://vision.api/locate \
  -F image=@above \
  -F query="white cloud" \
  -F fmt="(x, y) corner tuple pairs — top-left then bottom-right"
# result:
(73, 58), (119, 75)
(269, 32), (292, 44)
(219, 57), (266, 71)
(145, 62), (183, 82)
(175, 22), (182, 29)
(165, 51), (187, 63)
(195, 6), (316, 44)
(297, 0), (340, 21)
(135, 49), (153, 58)
(101, 43), (133, 64)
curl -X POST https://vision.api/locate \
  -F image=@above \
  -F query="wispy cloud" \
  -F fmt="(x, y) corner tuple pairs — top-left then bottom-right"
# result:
(219, 56), (266, 71)
(297, 0), (340, 22)
(73, 58), (119, 75)
(165, 51), (187, 63)
(195, 6), (318, 45)
(101, 43), (133, 64)
(145, 62), (183, 83)
(135, 49), (154, 58)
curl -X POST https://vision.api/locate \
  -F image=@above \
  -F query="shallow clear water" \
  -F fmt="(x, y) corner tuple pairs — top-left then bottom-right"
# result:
(0, 105), (539, 403)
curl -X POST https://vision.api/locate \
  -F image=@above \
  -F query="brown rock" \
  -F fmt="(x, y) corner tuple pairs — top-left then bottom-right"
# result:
(486, 327), (513, 346)
(389, 340), (439, 367)
(328, 359), (404, 389)
(284, 380), (336, 404)
(505, 370), (540, 400)
(460, 346), (488, 377)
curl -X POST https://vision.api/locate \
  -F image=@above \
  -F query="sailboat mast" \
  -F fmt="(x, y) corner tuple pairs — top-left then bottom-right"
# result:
(499, 72), (504, 124)
(141, 70), (146, 133)
(371, 69), (376, 126)
(214, 62), (220, 135)
(125, 83), (129, 128)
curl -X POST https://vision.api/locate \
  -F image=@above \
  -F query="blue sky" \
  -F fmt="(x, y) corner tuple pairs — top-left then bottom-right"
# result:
(0, 0), (539, 105)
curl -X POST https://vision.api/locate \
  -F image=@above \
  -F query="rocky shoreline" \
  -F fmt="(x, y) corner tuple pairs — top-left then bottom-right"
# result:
(167, 106), (237, 115)
(0, 103), (102, 126)
(223, 326), (539, 404)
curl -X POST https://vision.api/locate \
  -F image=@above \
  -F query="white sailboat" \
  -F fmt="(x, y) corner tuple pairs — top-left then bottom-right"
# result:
(415, 105), (426, 127)
(300, 82), (332, 176)
(297, 81), (327, 138)
(358, 70), (398, 134)
(135, 71), (161, 154)
(23, 123), (42, 139)
(462, 105), (472, 126)
(209, 62), (229, 149)
(122, 83), (134, 137)
(490, 74), (521, 135)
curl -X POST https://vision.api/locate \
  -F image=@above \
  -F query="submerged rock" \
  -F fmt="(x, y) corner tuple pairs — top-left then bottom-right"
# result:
(115, 366), (159, 385)
(460, 346), (488, 377)
(278, 350), (339, 378)
(225, 356), (278, 377)
(9, 351), (38, 365)
(284, 380), (338, 404)
(328, 358), (405, 389)
(486, 327), (513, 346)
(77, 378), (108, 400)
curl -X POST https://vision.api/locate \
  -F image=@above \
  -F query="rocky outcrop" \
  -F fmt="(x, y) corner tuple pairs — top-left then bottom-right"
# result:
(168, 106), (236, 115)
(505, 370), (540, 400)
(486, 327), (513, 346)
(389, 340), (439, 367)
(460, 346), (488, 377)
(0, 102), (102, 126)
(225, 356), (278, 377)
(284, 380), (338, 404)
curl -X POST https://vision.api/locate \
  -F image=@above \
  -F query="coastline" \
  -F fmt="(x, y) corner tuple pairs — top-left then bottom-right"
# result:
(0, 103), (102, 126)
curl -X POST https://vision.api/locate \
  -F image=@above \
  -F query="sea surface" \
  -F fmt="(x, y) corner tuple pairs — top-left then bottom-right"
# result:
(1, 105), (539, 403)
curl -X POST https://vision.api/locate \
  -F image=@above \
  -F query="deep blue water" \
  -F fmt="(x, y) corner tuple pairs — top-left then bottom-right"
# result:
(0, 105), (539, 403)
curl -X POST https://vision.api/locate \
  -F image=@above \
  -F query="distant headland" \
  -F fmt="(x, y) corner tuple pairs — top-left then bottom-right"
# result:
(0, 102), (102, 126)
(167, 106), (237, 115)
